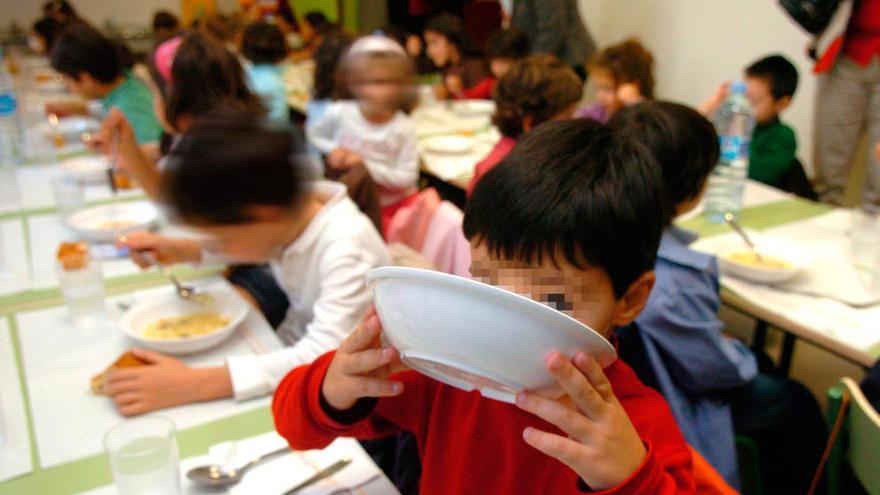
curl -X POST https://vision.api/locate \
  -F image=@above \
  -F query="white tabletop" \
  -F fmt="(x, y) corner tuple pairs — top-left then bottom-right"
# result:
(0, 318), (33, 483)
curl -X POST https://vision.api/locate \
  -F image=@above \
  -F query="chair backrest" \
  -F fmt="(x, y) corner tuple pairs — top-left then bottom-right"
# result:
(827, 377), (880, 493)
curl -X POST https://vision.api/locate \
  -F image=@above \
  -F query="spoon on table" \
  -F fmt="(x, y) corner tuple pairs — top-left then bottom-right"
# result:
(187, 446), (290, 487)
(723, 212), (763, 262)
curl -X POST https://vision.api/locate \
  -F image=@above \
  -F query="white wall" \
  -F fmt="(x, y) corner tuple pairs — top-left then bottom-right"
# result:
(578, 0), (818, 167)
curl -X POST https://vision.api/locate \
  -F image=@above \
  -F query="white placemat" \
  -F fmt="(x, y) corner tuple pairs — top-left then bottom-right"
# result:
(0, 219), (31, 297)
(84, 434), (397, 495)
(413, 103), (500, 183)
(16, 278), (285, 468)
(0, 317), (34, 483)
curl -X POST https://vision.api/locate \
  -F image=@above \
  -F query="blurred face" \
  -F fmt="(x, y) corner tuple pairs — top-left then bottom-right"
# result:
(424, 31), (456, 68)
(348, 57), (410, 110)
(745, 75), (789, 124)
(490, 57), (515, 80)
(591, 68), (622, 115)
(470, 242), (651, 338)
(300, 21), (316, 43)
(189, 209), (298, 263)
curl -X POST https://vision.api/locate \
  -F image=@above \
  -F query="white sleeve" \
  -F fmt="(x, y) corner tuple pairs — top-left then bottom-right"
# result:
(225, 248), (374, 400)
(362, 120), (420, 191)
(305, 103), (342, 155)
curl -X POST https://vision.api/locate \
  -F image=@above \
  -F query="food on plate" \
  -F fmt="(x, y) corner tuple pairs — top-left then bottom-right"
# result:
(97, 220), (137, 230)
(723, 251), (793, 270)
(90, 351), (149, 395)
(142, 313), (231, 340)
(56, 241), (89, 270)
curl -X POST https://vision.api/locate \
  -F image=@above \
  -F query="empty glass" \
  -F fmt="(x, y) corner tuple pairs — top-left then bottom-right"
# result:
(104, 416), (181, 495)
(56, 257), (105, 328)
(50, 172), (84, 219)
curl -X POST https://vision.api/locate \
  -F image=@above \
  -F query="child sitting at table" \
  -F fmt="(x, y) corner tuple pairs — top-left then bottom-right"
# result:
(485, 28), (531, 80)
(98, 113), (390, 415)
(702, 55), (811, 197)
(574, 38), (654, 124)
(465, 54), (582, 197)
(47, 23), (162, 144)
(610, 101), (827, 494)
(273, 119), (695, 494)
(306, 35), (418, 233)
(423, 13), (494, 100)
(306, 31), (352, 131)
(241, 20), (290, 124)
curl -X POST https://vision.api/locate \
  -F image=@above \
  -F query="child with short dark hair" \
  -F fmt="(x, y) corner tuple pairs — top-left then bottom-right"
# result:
(485, 27), (531, 80)
(307, 31), (352, 128)
(48, 23), (162, 144)
(610, 101), (827, 493)
(97, 113), (390, 416)
(575, 39), (654, 123)
(274, 119), (695, 494)
(423, 13), (494, 100)
(151, 10), (180, 42)
(466, 54), (582, 196)
(241, 20), (291, 123)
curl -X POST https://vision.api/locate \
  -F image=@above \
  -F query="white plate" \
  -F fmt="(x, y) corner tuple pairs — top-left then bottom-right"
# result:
(422, 135), (475, 154)
(453, 100), (496, 116)
(60, 155), (110, 184)
(121, 287), (249, 355)
(38, 116), (99, 138)
(718, 236), (809, 284)
(66, 201), (159, 242)
(367, 267), (616, 404)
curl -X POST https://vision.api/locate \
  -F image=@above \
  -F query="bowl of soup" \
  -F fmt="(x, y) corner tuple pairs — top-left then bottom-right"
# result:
(718, 237), (808, 284)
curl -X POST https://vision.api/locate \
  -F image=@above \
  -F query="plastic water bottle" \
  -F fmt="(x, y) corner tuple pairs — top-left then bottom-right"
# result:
(704, 81), (755, 223)
(0, 46), (24, 166)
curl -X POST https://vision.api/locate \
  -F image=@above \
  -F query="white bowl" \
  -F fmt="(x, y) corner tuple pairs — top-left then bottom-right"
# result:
(120, 287), (249, 355)
(422, 135), (475, 154)
(367, 267), (617, 404)
(67, 201), (159, 242)
(718, 237), (809, 284)
(60, 155), (110, 184)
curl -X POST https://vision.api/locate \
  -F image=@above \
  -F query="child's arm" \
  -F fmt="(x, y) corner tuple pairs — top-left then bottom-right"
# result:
(89, 109), (162, 198)
(273, 312), (412, 450)
(305, 103), (342, 155)
(748, 125), (797, 185)
(698, 81), (730, 117)
(515, 351), (693, 493)
(460, 77), (495, 100)
(360, 122), (420, 191)
(45, 100), (89, 117)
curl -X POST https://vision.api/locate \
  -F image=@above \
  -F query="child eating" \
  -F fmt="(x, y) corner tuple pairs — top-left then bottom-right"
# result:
(423, 13), (494, 100)
(575, 39), (654, 124)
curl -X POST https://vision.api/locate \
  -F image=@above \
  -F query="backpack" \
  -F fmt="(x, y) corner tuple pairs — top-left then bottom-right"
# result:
(778, 0), (843, 34)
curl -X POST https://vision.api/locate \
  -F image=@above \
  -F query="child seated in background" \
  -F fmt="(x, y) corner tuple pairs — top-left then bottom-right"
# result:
(610, 101), (827, 494)
(575, 39), (654, 124)
(274, 119), (695, 494)
(48, 23), (162, 144)
(306, 31), (352, 130)
(307, 35), (418, 233)
(292, 11), (336, 62)
(485, 27), (531, 80)
(423, 13), (494, 100)
(702, 55), (803, 191)
(466, 54), (582, 196)
(97, 113), (389, 415)
(241, 20), (290, 124)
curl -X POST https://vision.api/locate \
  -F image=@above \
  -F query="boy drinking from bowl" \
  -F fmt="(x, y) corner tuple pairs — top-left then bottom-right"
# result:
(273, 120), (695, 494)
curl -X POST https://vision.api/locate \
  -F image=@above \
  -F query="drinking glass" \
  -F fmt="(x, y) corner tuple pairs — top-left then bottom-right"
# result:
(104, 416), (181, 495)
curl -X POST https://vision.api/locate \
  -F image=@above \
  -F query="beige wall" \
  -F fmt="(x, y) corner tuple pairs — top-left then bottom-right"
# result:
(578, 0), (819, 170)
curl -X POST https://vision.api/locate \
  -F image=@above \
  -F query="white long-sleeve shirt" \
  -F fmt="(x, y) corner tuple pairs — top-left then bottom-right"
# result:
(306, 100), (419, 207)
(226, 181), (391, 400)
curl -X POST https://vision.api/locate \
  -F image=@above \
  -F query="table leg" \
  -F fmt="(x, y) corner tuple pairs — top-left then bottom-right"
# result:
(778, 332), (797, 376)
(751, 319), (768, 353)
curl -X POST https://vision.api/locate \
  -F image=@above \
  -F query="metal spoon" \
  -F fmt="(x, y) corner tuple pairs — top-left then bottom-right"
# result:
(187, 446), (290, 487)
(723, 212), (763, 261)
(107, 127), (119, 195)
(128, 247), (213, 305)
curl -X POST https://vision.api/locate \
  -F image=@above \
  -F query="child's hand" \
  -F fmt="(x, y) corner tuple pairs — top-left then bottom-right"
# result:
(117, 231), (203, 268)
(698, 81), (731, 116)
(45, 100), (87, 117)
(445, 75), (464, 99)
(515, 351), (647, 491)
(87, 109), (145, 175)
(616, 83), (645, 107)
(104, 349), (202, 416)
(326, 148), (350, 170)
(321, 311), (405, 411)
(342, 151), (364, 169)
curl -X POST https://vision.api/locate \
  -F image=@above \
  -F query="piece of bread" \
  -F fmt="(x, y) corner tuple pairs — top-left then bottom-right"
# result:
(90, 351), (149, 395)
(57, 241), (89, 271)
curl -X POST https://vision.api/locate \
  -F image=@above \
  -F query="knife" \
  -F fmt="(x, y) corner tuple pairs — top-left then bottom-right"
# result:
(283, 458), (352, 495)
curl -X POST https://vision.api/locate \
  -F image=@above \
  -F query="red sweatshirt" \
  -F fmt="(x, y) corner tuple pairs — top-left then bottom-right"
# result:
(844, 0), (880, 66)
(273, 352), (695, 494)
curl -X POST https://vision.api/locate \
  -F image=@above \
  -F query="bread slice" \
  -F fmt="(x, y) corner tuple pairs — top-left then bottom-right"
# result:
(90, 351), (149, 395)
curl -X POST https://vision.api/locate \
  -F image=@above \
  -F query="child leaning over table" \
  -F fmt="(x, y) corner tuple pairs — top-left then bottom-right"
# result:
(610, 101), (827, 494)
(95, 113), (390, 415)
(273, 119), (695, 494)
(306, 35), (419, 234)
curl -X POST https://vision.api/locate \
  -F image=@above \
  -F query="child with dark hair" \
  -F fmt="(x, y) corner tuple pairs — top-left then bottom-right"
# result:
(485, 27), (531, 80)
(30, 17), (60, 55)
(307, 31), (352, 127)
(423, 13), (494, 100)
(96, 112), (389, 416)
(292, 11), (336, 61)
(307, 35), (418, 233)
(151, 10), (180, 42)
(241, 21), (290, 123)
(48, 23), (162, 144)
(575, 39), (654, 123)
(274, 119), (696, 494)
(466, 54), (582, 197)
(610, 101), (827, 493)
